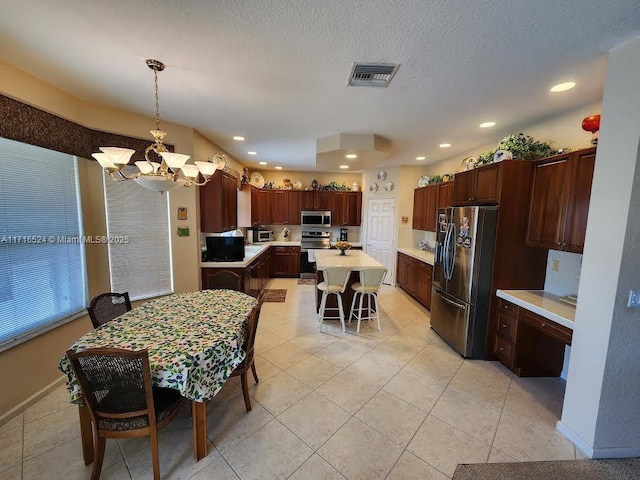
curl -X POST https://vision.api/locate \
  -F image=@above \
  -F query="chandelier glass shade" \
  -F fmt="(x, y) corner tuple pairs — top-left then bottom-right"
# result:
(92, 59), (219, 192)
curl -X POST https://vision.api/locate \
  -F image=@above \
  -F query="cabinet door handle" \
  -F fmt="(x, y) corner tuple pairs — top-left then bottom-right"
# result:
(499, 346), (505, 352)
(541, 322), (547, 327)
(502, 323), (507, 328)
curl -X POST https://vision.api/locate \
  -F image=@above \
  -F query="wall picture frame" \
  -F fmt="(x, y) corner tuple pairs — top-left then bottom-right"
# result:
(177, 207), (188, 220)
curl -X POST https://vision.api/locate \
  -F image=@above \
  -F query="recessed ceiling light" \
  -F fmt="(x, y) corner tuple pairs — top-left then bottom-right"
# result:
(550, 82), (576, 93)
(339, 165), (349, 169)
(439, 143), (451, 148)
(345, 154), (358, 159)
(275, 166), (282, 170)
(248, 151), (257, 155)
(416, 156), (426, 161)
(479, 122), (496, 128)
(259, 161), (267, 165)
(232, 136), (245, 141)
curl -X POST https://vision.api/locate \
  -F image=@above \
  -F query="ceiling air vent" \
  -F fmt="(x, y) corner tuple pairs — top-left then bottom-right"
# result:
(348, 63), (399, 87)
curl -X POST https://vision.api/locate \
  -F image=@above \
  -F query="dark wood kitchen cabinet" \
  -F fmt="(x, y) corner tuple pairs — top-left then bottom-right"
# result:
(202, 247), (272, 296)
(437, 182), (454, 209)
(452, 163), (501, 205)
(314, 191), (333, 210)
(413, 183), (448, 232)
(331, 191), (362, 226)
(424, 185), (438, 232)
(412, 187), (427, 230)
(200, 170), (238, 232)
(250, 187), (272, 226)
(494, 297), (572, 377)
(525, 147), (596, 253)
(396, 252), (432, 309)
(272, 246), (301, 277)
(270, 190), (302, 225)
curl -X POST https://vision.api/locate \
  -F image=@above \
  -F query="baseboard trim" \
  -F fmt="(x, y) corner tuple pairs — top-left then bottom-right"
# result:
(0, 376), (66, 428)
(557, 421), (640, 458)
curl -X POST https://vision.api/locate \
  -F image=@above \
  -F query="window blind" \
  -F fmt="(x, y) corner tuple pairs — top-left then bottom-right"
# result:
(103, 168), (173, 300)
(0, 137), (87, 348)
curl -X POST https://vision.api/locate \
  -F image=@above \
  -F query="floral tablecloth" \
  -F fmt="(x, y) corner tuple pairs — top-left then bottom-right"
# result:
(58, 290), (257, 403)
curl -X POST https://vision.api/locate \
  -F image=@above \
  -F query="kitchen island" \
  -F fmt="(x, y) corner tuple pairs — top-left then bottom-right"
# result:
(314, 249), (386, 319)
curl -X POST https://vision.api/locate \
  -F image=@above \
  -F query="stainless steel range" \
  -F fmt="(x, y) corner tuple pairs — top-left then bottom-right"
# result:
(300, 231), (331, 274)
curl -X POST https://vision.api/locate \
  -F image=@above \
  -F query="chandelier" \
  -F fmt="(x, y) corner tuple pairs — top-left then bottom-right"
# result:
(91, 59), (220, 192)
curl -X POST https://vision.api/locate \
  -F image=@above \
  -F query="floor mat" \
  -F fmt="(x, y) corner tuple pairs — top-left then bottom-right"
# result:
(297, 278), (317, 285)
(262, 289), (287, 302)
(299, 272), (316, 279)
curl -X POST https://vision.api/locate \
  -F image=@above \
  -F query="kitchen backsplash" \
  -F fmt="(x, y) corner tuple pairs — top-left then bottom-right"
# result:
(544, 249), (582, 296)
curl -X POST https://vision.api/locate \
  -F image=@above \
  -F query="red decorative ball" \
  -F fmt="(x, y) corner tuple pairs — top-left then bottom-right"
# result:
(582, 115), (601, 133)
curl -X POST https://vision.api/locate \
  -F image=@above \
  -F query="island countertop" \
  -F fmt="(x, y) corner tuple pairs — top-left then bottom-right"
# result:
(315, 249), (385, 271)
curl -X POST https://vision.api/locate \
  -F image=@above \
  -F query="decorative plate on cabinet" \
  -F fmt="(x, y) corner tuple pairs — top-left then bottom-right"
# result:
(493, 150), (513, 163)
(418, 176), (430, 187)
(377, 170), (387, 180)
(293, 180), (303, 190)
(369, 182), (378, 192)
(250, 172), (265, 188)
(385, 181), (395, 192)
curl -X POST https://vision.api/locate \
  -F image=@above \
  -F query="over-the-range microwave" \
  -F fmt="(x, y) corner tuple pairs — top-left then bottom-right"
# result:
(301, 210), (331, 228)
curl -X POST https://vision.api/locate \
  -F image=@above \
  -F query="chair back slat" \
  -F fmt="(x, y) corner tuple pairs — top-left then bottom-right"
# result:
(88, 292), (132, 328)
(207, 271), (243, 291)
(66, 348), (155, 425)
(243, 304), (262, 362)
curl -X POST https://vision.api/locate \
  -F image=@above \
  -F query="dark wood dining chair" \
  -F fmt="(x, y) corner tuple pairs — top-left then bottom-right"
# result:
(207, 270), (243, 291)
(66, 348), (183, 480)
(87, 292), (132, 328)
(229, 302), (263, 411)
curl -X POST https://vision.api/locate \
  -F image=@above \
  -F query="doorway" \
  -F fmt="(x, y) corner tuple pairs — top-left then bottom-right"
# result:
(364, 198), (396, 284)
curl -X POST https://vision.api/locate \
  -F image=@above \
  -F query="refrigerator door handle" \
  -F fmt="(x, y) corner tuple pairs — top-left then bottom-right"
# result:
(445, 222), (456, 280)
(434, 289), (466, 310)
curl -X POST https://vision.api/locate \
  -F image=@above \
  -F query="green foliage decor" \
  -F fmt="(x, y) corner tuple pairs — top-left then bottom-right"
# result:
(476, 133), (557, 165)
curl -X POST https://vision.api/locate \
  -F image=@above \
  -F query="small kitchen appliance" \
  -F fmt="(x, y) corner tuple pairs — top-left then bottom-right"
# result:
(247, 228), (273, 243)
(339, 228), (348, 242)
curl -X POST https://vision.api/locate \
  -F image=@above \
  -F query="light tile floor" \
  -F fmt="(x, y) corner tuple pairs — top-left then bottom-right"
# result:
(1, 279), (578, 479)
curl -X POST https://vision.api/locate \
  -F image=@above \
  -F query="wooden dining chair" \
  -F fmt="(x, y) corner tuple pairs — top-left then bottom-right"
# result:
(206, 270), (243, 291)
(87, 292), (132, 328)
(229, 303), (262, 411)
(66, 348), (183, 480)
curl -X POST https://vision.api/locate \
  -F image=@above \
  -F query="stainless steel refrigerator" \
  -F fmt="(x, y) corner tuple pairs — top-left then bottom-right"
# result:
(432, 206), (498, 358)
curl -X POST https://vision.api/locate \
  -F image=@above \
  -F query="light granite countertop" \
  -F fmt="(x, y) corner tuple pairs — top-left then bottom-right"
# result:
(397, 247), (435, 266)
(201, 241), (365, 268)
(496, 289), (576, 330)
(315, 249), (385, 271)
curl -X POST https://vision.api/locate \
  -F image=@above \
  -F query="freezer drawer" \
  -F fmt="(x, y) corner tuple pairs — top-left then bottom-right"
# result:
(430, 288), (471, 357)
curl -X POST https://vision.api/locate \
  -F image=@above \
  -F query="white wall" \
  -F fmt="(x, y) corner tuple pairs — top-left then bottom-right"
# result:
(559, 36), (640, 458)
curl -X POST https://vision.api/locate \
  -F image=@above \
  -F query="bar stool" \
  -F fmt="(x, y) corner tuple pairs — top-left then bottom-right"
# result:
(349, 268), (387, 333)
(317, 267), (351, 333)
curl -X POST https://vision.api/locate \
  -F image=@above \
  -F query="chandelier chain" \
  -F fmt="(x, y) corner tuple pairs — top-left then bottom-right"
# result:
(154, 69), (160, 132)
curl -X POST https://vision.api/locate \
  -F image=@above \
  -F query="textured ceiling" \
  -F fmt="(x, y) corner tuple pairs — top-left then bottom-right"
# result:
(1, 0), (639, 171)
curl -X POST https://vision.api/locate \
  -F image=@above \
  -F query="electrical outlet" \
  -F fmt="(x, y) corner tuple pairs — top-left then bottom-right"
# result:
(628, 290), (640, 308)
(552, 259), (560, 272)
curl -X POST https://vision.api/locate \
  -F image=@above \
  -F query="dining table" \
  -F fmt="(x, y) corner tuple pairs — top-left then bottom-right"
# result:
(58, 289), (257, 463)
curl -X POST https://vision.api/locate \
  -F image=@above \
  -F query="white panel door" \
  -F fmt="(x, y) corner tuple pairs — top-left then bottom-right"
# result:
(365, 198), (396, 284)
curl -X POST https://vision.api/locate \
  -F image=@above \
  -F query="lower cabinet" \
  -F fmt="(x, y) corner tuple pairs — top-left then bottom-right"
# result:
(201, 248), (272, 296)
(272, 246), (301, 278)
(396, 252), (432, 310)
(495, 298), (572, 377)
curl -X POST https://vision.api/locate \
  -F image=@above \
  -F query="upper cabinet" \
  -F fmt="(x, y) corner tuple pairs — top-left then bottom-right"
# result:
(270, 190), (302, 225)
(250, 188), (361, 226)
(453, 163), (501, 205)
(250, 187), (272, 226)
(200, 170), (238, 233)
(412, 182), (452, 232)
(331, 191), (362, 226)
(525, 147), (596, 253)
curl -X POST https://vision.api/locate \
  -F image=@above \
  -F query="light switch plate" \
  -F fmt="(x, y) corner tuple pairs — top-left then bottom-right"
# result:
(628, 290), (640, 308)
